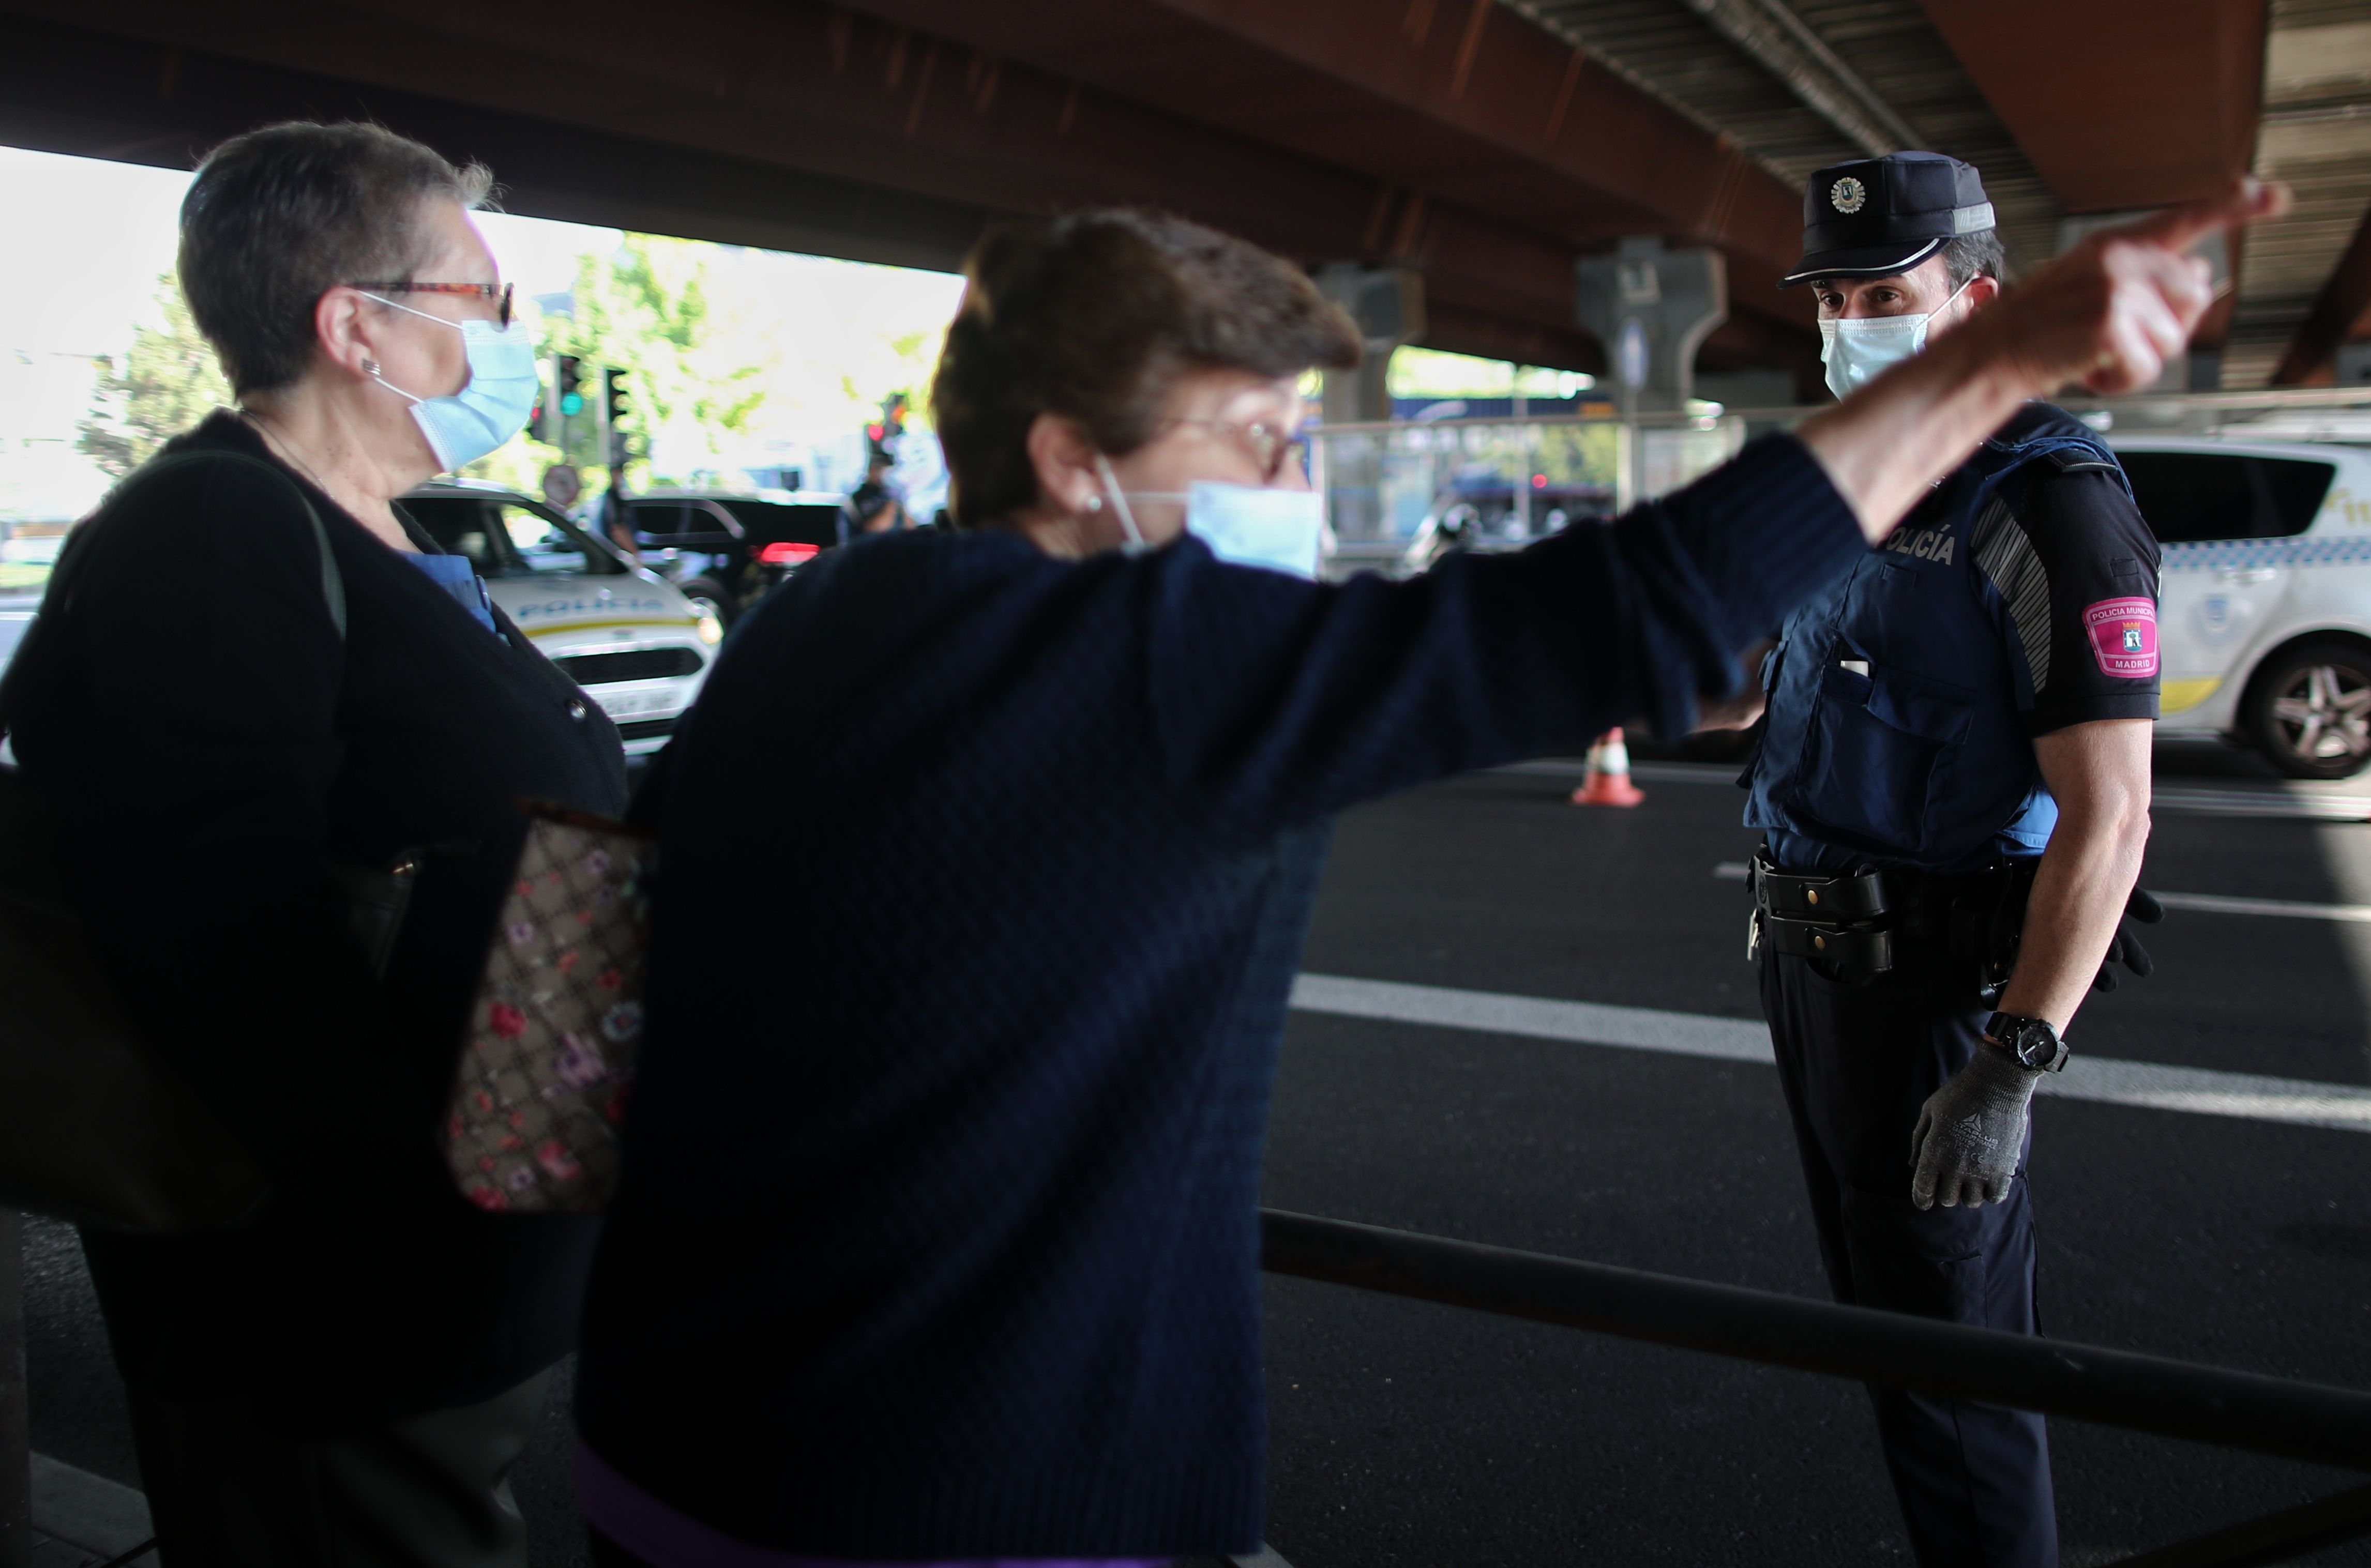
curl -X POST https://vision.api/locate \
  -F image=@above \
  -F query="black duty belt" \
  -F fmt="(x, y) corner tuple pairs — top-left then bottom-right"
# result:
(1746, 849), (2036, 998)
(1748, 859), (1896, 980)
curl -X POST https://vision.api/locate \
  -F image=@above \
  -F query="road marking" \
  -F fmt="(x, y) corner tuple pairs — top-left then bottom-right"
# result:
(1290, 973), (2371, 1135)
(1710, 861), (2371, 924)
(31, 1452), (153, 1563)
(2153, 786), (2371, 823)
(1496, 759), (2371, 821)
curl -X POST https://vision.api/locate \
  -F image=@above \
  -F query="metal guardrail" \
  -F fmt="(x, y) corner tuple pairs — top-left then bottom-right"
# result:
(1311, 387), (2371, 575)
(1260, 1208), (2371, 1566)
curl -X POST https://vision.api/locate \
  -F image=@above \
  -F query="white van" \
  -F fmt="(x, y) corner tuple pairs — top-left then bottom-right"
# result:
(2111, 435), (2371, 778)
(401, 480), (719, 758)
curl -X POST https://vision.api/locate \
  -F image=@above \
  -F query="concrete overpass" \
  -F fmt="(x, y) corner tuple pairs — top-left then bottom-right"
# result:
(0, 0), (2360, 396)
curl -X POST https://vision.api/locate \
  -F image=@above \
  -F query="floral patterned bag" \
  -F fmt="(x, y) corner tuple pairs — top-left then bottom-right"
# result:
(442, 803), (654, 1213)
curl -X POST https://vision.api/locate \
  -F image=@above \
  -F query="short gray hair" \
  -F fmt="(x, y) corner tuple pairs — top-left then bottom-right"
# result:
(179, 122), (494, 395)
(1941, 230), (2007, 291)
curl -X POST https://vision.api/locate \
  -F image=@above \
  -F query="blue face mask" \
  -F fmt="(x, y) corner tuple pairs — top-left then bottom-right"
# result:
(1818, 274), (1974, 401)
(1181, 481), (1324, 579)
(363, 294), (540, 471)
(1093, 460), (1326, 580)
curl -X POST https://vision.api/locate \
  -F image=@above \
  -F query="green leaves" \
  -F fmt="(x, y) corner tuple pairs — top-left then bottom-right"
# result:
(77, 276), (231, 479)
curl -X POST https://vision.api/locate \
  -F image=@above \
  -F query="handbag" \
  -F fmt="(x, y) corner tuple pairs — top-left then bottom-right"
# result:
(441, 804), (655, 1213)
(0, 450), (416, 1234)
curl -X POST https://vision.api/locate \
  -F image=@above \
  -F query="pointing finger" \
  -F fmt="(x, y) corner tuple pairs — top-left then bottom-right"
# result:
(2111, 176), (2291, 258)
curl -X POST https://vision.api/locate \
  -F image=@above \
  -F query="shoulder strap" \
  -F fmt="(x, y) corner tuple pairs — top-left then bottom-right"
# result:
(0, 449), (344, 735)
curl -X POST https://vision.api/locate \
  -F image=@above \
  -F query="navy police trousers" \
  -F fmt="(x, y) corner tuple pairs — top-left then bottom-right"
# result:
(1760, 945), (2056, 1568)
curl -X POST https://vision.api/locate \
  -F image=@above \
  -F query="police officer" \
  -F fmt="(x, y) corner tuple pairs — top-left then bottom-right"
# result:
(1744, 151), (2164, 1568)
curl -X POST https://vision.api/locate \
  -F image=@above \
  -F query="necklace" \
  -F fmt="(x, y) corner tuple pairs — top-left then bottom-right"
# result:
(237, 408), (341, 501)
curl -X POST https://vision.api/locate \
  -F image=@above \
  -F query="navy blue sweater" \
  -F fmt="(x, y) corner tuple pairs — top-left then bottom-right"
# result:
(576, 435), (1863, 1557)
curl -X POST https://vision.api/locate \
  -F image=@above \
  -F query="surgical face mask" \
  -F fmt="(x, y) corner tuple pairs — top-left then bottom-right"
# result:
(1091, 458), (1325, 580)
(1818, 275), (1975, 401)
(361, 294), (539, 471)
(1181, 481), (1324, 579)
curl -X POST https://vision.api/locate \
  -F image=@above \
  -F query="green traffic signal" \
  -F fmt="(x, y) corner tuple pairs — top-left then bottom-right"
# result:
(560, 392), (584, 415)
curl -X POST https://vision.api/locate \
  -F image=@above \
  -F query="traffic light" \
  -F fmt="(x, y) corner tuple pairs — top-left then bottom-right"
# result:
(867, 390), (907, 466)
(537, 354), (583, 445)
(602, 367), (632, 466)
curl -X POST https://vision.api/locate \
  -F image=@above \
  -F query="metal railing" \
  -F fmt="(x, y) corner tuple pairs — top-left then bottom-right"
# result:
(1261, 1208), (2371, 1566)
(1313, 386), (2371, 581)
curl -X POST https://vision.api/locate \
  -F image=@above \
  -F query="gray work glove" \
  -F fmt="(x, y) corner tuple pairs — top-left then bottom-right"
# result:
(1910, 1045), (2042, 1211)
(2093, 886), (2164, 993)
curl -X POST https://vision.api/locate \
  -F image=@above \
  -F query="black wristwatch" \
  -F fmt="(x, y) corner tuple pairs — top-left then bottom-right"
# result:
(1984, 1013), (2068, 1073)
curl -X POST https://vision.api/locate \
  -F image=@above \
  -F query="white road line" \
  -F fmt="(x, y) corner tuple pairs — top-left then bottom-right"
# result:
(1494, 759), (2371, 821)
(1709, 861), (2371, 924)
(31, 1452), (153, 1562)
(2152, 891), (2371, 922)
(2155, 786), (2371, 823)
(1290, 973), (2371, 1135)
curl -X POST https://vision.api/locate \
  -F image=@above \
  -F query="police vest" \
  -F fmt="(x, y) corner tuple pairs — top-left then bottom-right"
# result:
(1744, 405), (2132, 874)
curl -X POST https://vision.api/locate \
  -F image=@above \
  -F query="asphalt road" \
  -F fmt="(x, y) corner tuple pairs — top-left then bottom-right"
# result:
(23, 739), (2371, 1566)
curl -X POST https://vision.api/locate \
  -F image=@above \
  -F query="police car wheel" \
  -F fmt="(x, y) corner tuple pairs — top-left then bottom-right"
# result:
(2247, 641), (2371, 780)
(682, 582), (736, 629)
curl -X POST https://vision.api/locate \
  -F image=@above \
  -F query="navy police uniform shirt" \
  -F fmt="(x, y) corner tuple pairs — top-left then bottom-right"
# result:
(1748, 406), (2161, 875)
(1965, 460), (2163, 734)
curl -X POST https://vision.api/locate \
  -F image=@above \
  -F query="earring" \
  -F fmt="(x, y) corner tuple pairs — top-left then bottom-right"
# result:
(1082, 495), (1104, 512)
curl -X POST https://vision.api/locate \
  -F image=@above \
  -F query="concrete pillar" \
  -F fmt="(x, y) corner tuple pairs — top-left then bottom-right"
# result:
(1576, 237), (1728, 506)
(1575, 237), (1728, 414)
(1315, 265), (1425, 544)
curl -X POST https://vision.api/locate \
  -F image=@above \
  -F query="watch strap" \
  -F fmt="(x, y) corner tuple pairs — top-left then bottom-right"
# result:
(1984, 1012), (2068, 1072)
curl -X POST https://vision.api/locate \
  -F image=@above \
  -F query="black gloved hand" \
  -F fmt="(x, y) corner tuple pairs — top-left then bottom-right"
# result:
(2093, 886), (2163, 993)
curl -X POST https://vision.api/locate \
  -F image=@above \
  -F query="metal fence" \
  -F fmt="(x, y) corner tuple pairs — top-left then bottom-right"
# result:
(1262, 1208), (2371, 1566)
(1314, 386), (2371, 580)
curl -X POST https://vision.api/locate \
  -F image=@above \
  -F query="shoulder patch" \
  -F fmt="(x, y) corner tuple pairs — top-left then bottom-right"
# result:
(2084, 597), (2158, 678)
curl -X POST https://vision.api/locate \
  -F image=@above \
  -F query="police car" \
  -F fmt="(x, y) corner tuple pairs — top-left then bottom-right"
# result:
(2112, 434), (2371, 778)
(400, 479), (718, 757)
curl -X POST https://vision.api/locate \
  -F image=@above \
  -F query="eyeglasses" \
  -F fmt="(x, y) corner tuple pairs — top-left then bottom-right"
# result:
(347, 281), (515, 327)
(1162, 418), (1312, 484)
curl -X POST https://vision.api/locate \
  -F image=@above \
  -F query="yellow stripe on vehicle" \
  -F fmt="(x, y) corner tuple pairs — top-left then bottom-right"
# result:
(519, 617), (699, 638)
(2160, 677), (2223, 714)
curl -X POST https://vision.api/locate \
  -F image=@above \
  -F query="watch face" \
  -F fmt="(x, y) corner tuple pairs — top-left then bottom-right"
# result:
(1990, 1014), (2058, 1069)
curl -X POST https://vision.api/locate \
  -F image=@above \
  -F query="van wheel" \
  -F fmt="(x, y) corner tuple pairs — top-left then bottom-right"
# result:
(681, 581), (735, 629)
(2245, 642), (2371, 779)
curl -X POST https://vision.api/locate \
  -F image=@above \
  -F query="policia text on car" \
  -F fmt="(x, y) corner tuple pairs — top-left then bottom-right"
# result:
(1740, 152), (2167, 1568)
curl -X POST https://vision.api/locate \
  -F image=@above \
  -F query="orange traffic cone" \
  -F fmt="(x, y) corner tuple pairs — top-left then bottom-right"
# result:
(1570, 727), (1646, 808)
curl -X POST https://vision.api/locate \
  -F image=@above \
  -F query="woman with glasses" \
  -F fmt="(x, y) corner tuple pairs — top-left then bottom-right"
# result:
(5, 121), (623, 1565)
(572, 195), (2256, 1566)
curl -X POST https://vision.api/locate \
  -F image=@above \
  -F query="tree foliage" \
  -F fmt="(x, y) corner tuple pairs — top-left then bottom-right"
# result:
(78, 276), (232, 478)
(528, 234), (769, 491)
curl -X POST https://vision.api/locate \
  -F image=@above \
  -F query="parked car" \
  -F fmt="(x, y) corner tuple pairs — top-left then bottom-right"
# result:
(2113, 434), (2371, 778)
(617, 488), (849, 627)
(400, 479), (717, 758)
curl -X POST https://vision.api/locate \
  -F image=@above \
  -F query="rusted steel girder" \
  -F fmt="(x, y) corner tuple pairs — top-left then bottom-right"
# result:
(1920, 0), (2267, 214)
(0, 1), (1816, 374)
(2273, 202), (2371, 387)
(827, 0), (1814, 317)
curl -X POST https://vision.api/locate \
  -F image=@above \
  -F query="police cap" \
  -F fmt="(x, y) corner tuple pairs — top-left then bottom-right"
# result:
(1783, 150), (1995, 287)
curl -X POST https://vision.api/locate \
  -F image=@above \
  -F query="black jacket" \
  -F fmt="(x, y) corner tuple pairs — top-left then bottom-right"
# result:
(9, 414), (627, 1430)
